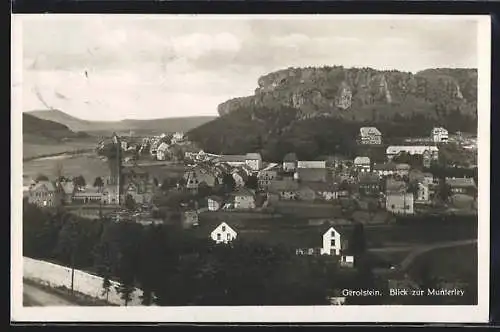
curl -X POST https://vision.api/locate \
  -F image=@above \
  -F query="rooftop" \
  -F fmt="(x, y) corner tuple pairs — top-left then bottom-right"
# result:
(245, 153), (262, 160)
(445, 177), (476, 188)
(359, 127), (381, 137)
(354, 156), (370, 165)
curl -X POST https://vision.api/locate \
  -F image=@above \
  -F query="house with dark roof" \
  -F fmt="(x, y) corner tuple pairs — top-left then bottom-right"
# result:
(385, 178), (407, 194)
(231, 187), (256, 210)
(257, 169), (278, 191)
(245, 153), (263, 171)
(28, 181), (59, 208)
(295, 168), (328, 183)
(302, 182), (340, 201)
(268, 178), (300, 201)
(445, 177), (477, 195)
(354, 156), (371, 173)
(283, 152), (298, 172)
(358, 174), (381, 197)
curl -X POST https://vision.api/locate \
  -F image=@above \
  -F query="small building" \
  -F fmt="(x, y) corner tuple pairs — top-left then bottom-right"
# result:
(354, 156), (371, 173)
(245, 153), (263, 171)
(183, 170), (200, 192)
(358, 174), (381, 197)
(386, 193), (414, 215)
(431, 127), (449, 143)
(395, 163), (411, 178)
(295, 168), (328, 183)
(182, 210), (199, 229)
(320, 227), (342, 256)
(156, 142), (169, 161)
(386, 146), (439, 161)
(72, 187), (105, 205)
(207, 196), (224, 211)
(257, 169), (278, 191)
(373, 162), (398, 177)
(415, 182), (430, 204)
(283, 152), (298, 172)
(385, 178), (407, 194)
(445, 177), (477, 195)
(268, 179), (300, 200)
(359, 127), (382, 145)
(297, 160), (327, 169)
(232, 188), (256, 210)
(340, 255), (355, 268)
(172, 132), (185, 143)
(28, 181), (59, 208)
(304, 182), (340, 201)
(211, 222), (237, 244)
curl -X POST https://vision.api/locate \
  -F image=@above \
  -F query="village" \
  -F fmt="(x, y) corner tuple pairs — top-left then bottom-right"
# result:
(24, 124), (478, 278)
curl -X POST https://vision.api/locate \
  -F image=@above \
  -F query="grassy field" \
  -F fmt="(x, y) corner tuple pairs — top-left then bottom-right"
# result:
(23, 153), (109, 186)
(23, 138), (98, 160)
(408, 243), (478, 281)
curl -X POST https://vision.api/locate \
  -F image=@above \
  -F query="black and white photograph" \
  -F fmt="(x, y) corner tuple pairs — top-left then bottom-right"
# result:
(11, 14), (490, 323)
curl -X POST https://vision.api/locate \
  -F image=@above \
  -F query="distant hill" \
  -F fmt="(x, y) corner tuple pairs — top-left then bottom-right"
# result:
(188, 66), (478, 162)
(23, 113), (89, 143)
(28, 110), (217, 135)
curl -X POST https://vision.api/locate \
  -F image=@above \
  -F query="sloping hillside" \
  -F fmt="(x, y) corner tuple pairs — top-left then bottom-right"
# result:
(28, 110), (217, 135)
(23, 113), (89, 143)
(188, 66), (477, 162)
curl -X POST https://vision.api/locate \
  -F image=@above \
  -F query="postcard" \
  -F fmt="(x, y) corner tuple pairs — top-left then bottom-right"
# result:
(11, 14), (491, 323)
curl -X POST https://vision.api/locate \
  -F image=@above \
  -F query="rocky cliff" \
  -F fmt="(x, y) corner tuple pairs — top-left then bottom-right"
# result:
(218, 66), (477, 121)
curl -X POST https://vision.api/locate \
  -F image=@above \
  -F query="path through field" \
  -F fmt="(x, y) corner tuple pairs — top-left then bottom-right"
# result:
(23, 282), (81, 307)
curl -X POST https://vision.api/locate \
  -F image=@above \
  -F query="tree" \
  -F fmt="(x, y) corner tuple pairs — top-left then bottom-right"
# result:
(222, 173), (236, 193)
(115, 279), (135, 306)
(101, 275), (112, 302)
(35, 174), (49, 182)
(124, 194), (136, 211)
(93, 176), (104, 189)
(348, 222), (367, 258)
(73, 175), (86, 189)
(438, 181), (452, 203)
(245, 175), (259, 190)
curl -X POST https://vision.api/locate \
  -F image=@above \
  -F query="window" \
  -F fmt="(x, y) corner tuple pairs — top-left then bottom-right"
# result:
(331, 239), (336, 247)
(391, 204), (395, 209)
(405, 205), (410, 209)
(331, 231), (335, 237)
(222, 226), (226, 232)
(217, 233), (221, 241)
(227, 233), (231, 240)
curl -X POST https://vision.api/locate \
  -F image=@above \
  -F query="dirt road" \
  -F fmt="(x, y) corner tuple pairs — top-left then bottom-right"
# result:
(23, 282), (81, 307)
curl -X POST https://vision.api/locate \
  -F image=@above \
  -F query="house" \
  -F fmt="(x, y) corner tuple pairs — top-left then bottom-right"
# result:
(395, 163), (411, 178)
(415, 182), (430, 204)
(431, 127), (449, 143)
(385, 178), (407, 194)
(232, 171), (246, 188)
(156, 142), (169, 161)
(340, 255), (355, 268)
(445, 177), (477, 195)
(245, 153), (263, 171)
(28, 181), (59, 208)
(121, 141), (128, 151)
(359, 127), (382, 145)
(354, 156), (371, 173)
(232, 187), (256, 209)
(373, 162), (398, 177)
(184, 170), (199, 192)
(207, 196), (224, 211)
(283, 152), (298, 172)
(257, 169), (278, 191)
(386, 146), (439, 161)
(193, 166), (218, 187)
(320, 227), (342, 256)
(304, 182), (340, 201)
(72, 187), (104, 204)
(172, 132), (185, 143)
(358, 174), (380, 197)
(386, 193), (414, 215)
(216, 155), (247, 167)
(211, 222), (237, 244)
(297, 160), (326, 169)
(295, 168), (328, 183)
(409, 169), (434, 186)
(268, 179), (300, 201)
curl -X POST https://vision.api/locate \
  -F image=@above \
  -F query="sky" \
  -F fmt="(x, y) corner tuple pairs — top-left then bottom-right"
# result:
(17, 15), (479, 121)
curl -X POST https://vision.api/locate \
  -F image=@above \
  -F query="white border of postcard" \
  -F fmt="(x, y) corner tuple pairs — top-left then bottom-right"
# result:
(11, 14), (491, 323)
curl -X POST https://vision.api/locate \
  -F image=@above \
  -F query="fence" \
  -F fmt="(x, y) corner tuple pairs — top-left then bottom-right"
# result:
(23, 257), (143, 306)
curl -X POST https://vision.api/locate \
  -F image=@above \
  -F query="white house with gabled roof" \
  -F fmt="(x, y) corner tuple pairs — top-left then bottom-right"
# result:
(211, 222), (237, 244)
(320, 226), (342, 256)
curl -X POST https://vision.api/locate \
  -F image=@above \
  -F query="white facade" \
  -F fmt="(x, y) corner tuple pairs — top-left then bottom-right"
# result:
(156, 142), (169, 161)
(320, 227), (342, 256)
(359, 127), (382, 145)
(354, 156), (371, 173)
(415, 183), (430, 204)
(431, 127), (449, 143)
(208, 198), (222, 211)
(211, 222), (237, 244)
(386, 146), (439, 161)
(234, 194), (256, 210)
(245, 153), (263, 171)
(297, 161), (326, 169)
(386, 193), (414, 215)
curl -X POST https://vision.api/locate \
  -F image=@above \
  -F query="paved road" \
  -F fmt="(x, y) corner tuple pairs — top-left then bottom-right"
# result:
(23, 282), (81, 307)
